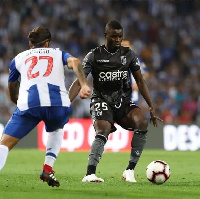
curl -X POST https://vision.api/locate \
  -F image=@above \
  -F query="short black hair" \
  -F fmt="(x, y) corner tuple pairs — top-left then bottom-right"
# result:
(105, 20), (123, 30)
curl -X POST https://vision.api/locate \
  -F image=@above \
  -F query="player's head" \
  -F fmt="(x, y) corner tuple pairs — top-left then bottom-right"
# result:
(104, 20), (123, 51)
(121, 38), (131, 48)
(28, 26), (51, 48)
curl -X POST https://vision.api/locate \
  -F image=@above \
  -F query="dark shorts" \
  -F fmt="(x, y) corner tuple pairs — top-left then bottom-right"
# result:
(90, 97), (139, 132)
(4, 106), (71, 139)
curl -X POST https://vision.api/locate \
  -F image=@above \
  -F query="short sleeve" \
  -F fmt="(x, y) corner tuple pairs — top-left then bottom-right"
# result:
(62, 50), (72, 65)
(8, 58), (20, 82)
(82, 51), (94, 76)
(129, 50), (140, 72)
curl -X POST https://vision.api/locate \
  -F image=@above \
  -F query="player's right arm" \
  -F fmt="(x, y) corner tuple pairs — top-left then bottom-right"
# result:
(8, 59), (20, 104)
(8, 81), (20, 104)
(69, 51), (93, 102)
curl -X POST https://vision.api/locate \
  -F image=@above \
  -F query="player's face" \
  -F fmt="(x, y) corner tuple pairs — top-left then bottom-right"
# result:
(105, 29), (123, 52)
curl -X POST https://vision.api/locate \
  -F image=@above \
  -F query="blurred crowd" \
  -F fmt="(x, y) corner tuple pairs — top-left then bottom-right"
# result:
(0, 0), (199, 124)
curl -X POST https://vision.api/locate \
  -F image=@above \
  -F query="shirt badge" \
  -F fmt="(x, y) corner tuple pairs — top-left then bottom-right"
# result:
(120, 56), (126, 65)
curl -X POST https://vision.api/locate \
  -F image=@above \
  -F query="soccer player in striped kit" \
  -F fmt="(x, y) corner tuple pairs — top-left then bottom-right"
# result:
(0, 26), (90, 187)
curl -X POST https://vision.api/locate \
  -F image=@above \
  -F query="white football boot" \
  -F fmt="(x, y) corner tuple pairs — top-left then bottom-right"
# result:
(82, 174), (104, 182)
(122, 169), (137, 182)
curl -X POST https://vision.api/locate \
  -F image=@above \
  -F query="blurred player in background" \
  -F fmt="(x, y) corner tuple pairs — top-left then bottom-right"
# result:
(121, 38), (149, 104)
(0, 26), (90, 187)
(69, 20), (162, 183)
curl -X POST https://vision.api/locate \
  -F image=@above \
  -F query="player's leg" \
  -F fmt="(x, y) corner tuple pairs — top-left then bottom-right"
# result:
(124, 107), (148, 167)
(43, 128), (64, 170)
(40, 106), (71, 187)
(0, 108), (40, 172)
(82, 120), (110, 182)
(117, 104), (148, 182)
(82, 99), (114, 182)
(0, 134), (19, 170)
(40, 128), (64, 187)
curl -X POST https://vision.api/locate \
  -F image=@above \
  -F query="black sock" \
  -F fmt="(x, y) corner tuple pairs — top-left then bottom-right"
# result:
(126, 161), (137, 170)
(86, 165), (96, 175)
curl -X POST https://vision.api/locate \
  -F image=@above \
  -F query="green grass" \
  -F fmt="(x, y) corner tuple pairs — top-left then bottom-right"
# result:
(0, 149), (199, 199)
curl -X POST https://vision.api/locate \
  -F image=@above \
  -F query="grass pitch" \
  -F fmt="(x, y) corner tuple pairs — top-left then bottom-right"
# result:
(0, 149), (199, 199)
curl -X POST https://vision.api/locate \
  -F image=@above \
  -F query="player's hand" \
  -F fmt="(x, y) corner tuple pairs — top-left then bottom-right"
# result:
(149, 107), (163, 127)
(79, 84), (91, 99)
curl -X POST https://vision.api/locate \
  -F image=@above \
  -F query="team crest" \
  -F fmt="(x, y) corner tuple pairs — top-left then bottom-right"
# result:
(120, 56), (126, 65)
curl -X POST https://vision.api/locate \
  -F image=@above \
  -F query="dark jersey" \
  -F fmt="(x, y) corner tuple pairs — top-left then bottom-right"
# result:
(83, 45), (140, 106)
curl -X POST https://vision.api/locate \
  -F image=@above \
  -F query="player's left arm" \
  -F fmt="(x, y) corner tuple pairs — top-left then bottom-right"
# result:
(129, 52), (162, 127)
(132, 69), (163, 127)
(132, 59), (149, 90)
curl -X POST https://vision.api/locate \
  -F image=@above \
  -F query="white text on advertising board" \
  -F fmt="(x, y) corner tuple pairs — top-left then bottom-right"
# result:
(164, 125), (200, 151)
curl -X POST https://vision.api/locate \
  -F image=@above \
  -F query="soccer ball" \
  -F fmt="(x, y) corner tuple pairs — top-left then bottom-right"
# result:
(146, 160), (170, 184)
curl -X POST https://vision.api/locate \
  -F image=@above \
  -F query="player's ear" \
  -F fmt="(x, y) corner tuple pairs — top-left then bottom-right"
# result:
(44, 41), (50, 47)
(29, 41), (34, 49)
(47, 41), (51, 47)
(104, 33), (106, 38)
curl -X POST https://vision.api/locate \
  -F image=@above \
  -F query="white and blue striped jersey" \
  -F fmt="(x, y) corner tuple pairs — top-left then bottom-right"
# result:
(8, 48), (72, 111)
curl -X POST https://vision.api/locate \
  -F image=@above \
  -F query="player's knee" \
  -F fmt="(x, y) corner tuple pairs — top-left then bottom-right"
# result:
(0, 141), (16, 151)
(96, 130), (110, 138)
(136, 118), (148, 131)
(0, 134), (20, 150)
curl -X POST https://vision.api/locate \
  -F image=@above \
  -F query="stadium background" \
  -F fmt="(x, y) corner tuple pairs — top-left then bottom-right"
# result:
(0, 0), (199, 150)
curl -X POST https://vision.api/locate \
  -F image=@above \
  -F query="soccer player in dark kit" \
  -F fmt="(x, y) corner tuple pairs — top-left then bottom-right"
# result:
(69, 20), (163, 182)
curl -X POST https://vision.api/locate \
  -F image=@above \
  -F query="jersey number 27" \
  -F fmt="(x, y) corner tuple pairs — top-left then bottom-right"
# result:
(25, 56), (53, 79)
